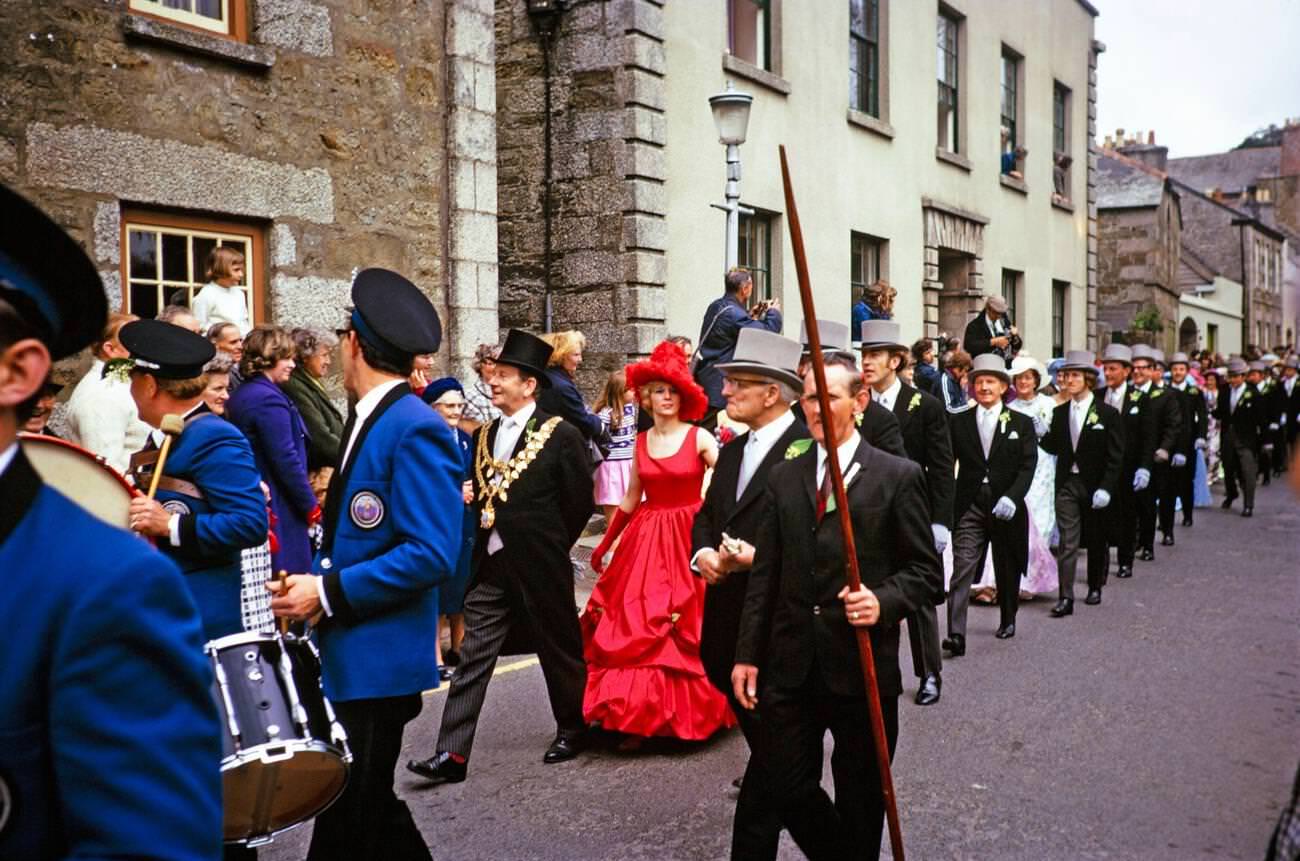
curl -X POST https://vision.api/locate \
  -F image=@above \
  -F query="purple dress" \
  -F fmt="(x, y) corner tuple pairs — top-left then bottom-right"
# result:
(226, 374), (318, 573)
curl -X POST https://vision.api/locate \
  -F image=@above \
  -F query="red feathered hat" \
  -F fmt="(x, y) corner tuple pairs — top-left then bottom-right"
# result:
(625, 341), (709, 421)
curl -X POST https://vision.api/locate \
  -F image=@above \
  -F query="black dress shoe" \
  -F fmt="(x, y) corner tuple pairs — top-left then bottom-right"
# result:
(1182, 515), (1193, 527)
(1241, 507), (1253, 518)
(1261, 475), (1271, 487)
(438, 665), (455, 682)
(1139, 547), (1155, 561)
(1049, 598), (1074, 617)
(543, 732), (586, 764)
(914, 674), (941, 706)
(941, 634), (966, 657)
(1161, 533), (1175, 547)
(1084, 588), (1102, 605)
(1221, 497), (1236, 509)
(443, 649), (461, 667)
(406, 751), (467, 784)
(1116, 565), (1133, 579)
(995, 623), (1016, 639)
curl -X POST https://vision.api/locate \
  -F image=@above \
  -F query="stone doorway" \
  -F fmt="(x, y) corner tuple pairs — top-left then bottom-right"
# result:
(922, 199), (988, 340)
(1179, 316), (1199, 353)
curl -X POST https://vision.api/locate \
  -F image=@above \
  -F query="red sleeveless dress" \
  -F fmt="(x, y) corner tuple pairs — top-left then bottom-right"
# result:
(581, 426), (736, 739)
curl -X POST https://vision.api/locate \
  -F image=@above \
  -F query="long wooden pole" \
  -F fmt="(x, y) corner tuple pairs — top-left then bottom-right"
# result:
(779, 145), (905, 860)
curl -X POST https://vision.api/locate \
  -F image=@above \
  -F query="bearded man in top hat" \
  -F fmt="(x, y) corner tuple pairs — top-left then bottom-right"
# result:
(0, 184), (221, 859)
(268, 268), (464, 861)
(691, 327), (805, 860)
(859, 319), (952, 705)
(1131, 346), (1181, 554)
(1167, 351), (1208, 526)
(409, 329), (594, 785)
(1096, 343), (1155, 579)
(1040, 350), (1124, 615)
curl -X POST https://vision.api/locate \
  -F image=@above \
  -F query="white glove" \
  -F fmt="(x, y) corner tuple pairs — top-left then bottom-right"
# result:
(1194, 438), (1206, 450)
(1154, 448), (1170, 464)
(1281, 414), (1288, 426)
(1171, 453), (1187, 468)
(1092, 489), (1112, 509)
(992, 496), (1017, 521)
(1263, 443), (1275, 453)
(931, 524), (950, 555)
(1133, 468), (1150, 491)
(1269, 422), (1279, 431)
(1031, 414), (1049, 438)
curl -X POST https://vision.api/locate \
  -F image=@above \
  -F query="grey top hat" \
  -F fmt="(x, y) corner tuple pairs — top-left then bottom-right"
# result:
(1169, 351), (1191, 366)
(1248, 359), (1268, 372)
(1131, 344), (1156, 363)
(1150, 348), (1167, 367)
(800, 318), (851, 353)
(1100, 343), (1133, 366)
(1285, 356), (1299, 370)
(1059, 349), (1098, 374)
(858, 319), (906, 351)
(716, 329), (804, 390)
(1226, 357), (1249, 375)
(969, 352), (1010, 383)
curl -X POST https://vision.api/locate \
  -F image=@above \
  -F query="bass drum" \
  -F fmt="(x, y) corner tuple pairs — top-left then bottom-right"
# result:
(208, 632), (351, 846)
(19, 433), (135, 529)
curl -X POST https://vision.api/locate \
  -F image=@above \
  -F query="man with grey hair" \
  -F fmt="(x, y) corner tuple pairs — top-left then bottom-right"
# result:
(963, 295), (1017, 366)
(157, 304), (202, 335)
(694, 268), (783, 425)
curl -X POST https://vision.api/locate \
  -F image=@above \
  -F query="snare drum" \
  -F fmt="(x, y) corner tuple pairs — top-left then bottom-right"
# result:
(19, 433), (136, 529)
(207, 632), (351, 846)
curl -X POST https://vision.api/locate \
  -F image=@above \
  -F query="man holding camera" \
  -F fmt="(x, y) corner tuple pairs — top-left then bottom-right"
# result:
(963, 295), (1020, 368)
(694, 269), (783, 427)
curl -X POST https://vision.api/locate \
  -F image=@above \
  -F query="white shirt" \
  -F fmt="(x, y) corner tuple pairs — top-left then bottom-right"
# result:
(736, 409), (796, 501)
(1070, 393), (1094, 464)
(976, 403), (1000, 461)
(871, 377), (903, 413)
(0, 442), (17, 479)
(486, 400), (539, 555)
(1230, 383), (1246, 412)
(985, 313), (1005, 338)
(64, 358), (153, 475)
(1136, 380), (1152, 394)
(816, 429), (862, 489)
(340, 379), (406, 473)
(191, 282), (251, 335)
(1105, 382), (1127, 411)
(1284, 377), (1295, 397)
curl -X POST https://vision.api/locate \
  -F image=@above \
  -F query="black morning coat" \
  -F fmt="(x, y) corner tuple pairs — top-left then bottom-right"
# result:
(888, 382), (955, 530)
(949, 404), (1038, 522)
(734, 438), (942, 700)
(469, 406), (594, 652)
(1039, 397), (1125, 494)
(1214, 384), (1270, 449)
(1143, 383), (1183, 457)
(1095, 382), (1156, 478)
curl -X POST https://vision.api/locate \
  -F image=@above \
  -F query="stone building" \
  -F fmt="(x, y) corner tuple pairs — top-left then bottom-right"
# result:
(495, 0), (1102, 393)
(1095, 147), (1182, 351)
(0, 0), (499, 381)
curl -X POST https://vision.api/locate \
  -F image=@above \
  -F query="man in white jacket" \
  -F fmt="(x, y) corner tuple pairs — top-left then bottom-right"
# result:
(64, 312), (152, 474)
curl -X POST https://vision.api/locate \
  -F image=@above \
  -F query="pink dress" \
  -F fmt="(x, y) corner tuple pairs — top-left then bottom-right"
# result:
(580, 426), (736, 739)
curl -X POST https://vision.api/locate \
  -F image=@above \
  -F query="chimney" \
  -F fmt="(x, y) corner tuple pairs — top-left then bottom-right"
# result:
(1116, 128), (1168, 174)
(1282, 122), (1300, 177)
(1148, 131), (1156, 145)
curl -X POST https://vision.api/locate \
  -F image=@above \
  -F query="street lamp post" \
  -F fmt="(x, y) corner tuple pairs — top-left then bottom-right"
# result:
(709, 82), (753, 273)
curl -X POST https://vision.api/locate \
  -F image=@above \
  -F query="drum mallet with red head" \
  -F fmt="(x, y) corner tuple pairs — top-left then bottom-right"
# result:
(145, 413), (184, 499)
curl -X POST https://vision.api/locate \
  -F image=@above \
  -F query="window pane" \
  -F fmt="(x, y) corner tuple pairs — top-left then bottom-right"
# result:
(162, 0), (192, 9)
(131, 282), (160, 319)
(193, 236), (218, 282)
(129, 229), (157, 280)
(161, 232), (188, 283)
(850, 0), (866, 37)
(194, 0), (222, 19)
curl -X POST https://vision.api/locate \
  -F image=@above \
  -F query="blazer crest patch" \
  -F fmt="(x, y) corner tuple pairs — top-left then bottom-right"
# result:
(349, 490), (385, 529)
(162, 499), (191, 517)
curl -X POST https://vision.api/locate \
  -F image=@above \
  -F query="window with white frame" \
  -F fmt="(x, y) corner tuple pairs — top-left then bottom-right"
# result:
(123, 210), (262, 322)
(936, 10), (961, 153)
(128, 0), (245, 39)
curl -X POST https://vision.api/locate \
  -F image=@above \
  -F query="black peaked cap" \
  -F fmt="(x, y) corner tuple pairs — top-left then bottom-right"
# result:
(119, 319), (216, 380)
(352, 268), (442, 355)
(0, 183), (106, 360)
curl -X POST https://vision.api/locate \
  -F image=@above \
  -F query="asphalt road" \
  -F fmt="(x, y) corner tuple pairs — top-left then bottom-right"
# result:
(263, 479), (1298, 860)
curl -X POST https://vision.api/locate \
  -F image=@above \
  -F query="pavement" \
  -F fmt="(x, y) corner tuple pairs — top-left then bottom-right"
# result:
(262, 479), (1298, 860)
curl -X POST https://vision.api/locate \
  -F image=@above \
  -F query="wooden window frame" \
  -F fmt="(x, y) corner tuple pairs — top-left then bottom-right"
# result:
(127, 0), (249, 43)
(937, 9), (962, 154)
(849, 0), (880, 117)
(739, 210), (776, 304)
(1051, 280), (1068, 357)
(728, 0), (772, 73)
(1001, 268), (1021, 326)
(120, 208), (266, 324)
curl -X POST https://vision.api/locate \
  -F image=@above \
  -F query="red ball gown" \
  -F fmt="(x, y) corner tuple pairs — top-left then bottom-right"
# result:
(581, 426), (736, 739)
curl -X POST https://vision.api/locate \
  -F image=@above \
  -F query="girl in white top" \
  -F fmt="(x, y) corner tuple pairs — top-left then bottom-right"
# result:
(64, 312), (153, 475)
(191, 246), (251, 335)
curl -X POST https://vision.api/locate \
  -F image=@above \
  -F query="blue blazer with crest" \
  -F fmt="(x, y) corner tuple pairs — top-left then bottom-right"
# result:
(314, 384), (463, 701)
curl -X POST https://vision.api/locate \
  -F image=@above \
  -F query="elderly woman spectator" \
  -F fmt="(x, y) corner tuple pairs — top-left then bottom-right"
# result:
(201, 353), (234, 417)
(937, 348), (974, 412)
(65, 312), (152, 474)
(539, 329), (604, 443)
(226, 327), (320, 573)
(462, 342), (501, 430)
(282, 327), (344, 498)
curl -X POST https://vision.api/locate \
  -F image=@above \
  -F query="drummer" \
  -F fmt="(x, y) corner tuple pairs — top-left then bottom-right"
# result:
(0, 183), (223, 858)
(121, 318), (267, 641)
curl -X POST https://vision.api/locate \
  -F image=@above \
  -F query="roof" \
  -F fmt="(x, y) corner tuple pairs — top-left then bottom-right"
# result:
(1179, 244), (1219, 282)
(1166, 147), (1281, 195)
(1096, 152), (1166, 209)
(1165, 177), (1287, 242)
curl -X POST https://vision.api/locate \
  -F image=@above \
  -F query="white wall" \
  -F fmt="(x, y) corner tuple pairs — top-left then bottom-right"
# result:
(1180, 276), (1243, 356)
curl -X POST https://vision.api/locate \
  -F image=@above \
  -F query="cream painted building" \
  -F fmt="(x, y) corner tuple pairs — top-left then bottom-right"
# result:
(662, 0), (1100, 358)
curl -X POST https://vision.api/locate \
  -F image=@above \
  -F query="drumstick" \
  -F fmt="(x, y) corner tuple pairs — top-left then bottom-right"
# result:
(145, 414), (185, 499)
(277, 569), (289, 636)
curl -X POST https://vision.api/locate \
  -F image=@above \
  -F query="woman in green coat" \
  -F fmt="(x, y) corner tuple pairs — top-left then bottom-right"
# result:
(284, 327), (344, 498)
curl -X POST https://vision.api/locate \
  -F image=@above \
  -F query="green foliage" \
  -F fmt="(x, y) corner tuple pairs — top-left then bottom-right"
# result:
(1131, 307), (1165, 333)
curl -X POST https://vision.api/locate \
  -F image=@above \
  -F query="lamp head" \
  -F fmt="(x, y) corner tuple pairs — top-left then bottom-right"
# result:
(709, 82), (753, 146)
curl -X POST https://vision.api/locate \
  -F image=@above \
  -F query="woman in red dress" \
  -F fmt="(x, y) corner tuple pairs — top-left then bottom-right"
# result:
(583, 341), (736, 742)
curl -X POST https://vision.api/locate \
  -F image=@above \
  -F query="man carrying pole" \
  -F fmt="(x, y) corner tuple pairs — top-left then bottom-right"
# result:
(728, 147), (939, 860)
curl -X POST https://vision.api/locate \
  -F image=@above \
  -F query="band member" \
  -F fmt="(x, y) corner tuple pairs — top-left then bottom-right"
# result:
(121, 319), (268, 642)
(947, 354), (1037, 647)
(1167, 352), (1207, 526)
(0, 184), (221, 859)
(1216, 358), (1269, 517)
(732, 360), (941, 859)
(408, 329), (593, 784)
(267, 269), (462, 860)
(1040, 351), (1124, 614)
(860, 320), (952, 705)
(692, 329), (806, 860)
(1097, 344), (1154, 579)
(1130, 346), (1181, 555)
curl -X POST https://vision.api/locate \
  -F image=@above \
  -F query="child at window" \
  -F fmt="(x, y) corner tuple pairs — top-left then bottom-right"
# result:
(192, 246), (251, 336)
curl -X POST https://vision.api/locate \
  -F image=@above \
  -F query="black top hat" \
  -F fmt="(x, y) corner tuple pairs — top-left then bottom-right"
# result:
(0, 184), (106, 360)
(495, 329), (554, 388)
(350, 268), (442, 358)
(120, 319), (216, 380)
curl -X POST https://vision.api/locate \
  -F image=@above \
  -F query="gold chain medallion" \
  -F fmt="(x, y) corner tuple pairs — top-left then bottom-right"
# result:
(474, 416), (562, 529)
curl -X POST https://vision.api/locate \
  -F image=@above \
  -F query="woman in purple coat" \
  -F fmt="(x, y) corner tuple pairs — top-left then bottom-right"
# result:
(226, 326), (321, 573)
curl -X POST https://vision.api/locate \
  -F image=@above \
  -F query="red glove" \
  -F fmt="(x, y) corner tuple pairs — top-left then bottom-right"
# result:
(307, 505), (323, 527)
(591, 507), (632, 574)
